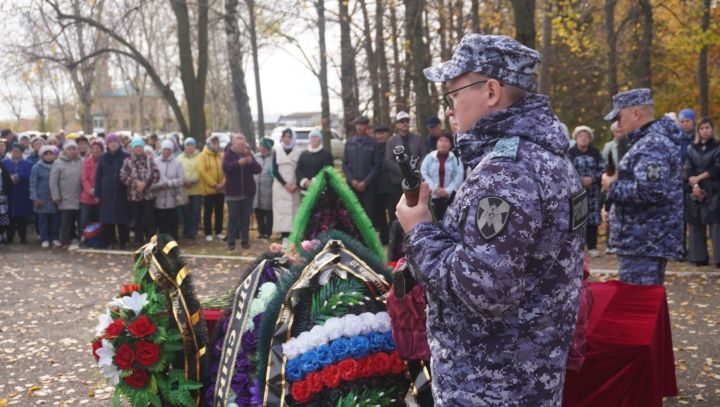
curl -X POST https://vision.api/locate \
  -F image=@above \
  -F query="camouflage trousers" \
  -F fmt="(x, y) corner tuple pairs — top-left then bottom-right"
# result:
(618, 255), (667, 285)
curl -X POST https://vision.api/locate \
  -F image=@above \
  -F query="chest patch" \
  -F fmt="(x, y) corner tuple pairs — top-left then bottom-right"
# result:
(476, 197), (511, 241)
(646, 164), (661, 181)
(570, 190), (588, 232)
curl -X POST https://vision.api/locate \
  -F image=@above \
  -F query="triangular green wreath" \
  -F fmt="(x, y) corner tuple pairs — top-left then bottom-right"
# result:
(289, 166), (385, 262)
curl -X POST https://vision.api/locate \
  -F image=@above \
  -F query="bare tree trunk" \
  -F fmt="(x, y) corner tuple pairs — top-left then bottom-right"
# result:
(316, 0), (332, 149)
(635, 0), (653, 88)
(246, 0), (265, 140)
(375, 0), (391, 127)
(605, 0), (619, 97)
(360, 0), (380, 124)
(389, 1), (404, 112)
(339, 0), (359, 137)
(424, 6), (439, 117)
(510, 0), (536, 49)
(698, 0), (711, 116)
(404, 0), (430, 140)
(538, 0), (552, 95)
(224, 0), (255, 144)
(454, 0), (464, 43)
(471, 0), (480, 32)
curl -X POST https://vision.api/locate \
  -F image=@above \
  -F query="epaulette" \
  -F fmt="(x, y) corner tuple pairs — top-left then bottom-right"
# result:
(486, 136), (520, 160)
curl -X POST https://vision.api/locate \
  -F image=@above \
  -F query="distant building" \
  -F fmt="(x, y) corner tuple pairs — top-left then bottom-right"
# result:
(276, 112), (340, 129)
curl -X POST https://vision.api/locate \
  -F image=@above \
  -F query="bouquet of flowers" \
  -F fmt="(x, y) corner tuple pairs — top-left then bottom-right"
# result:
(92, 281), (203, 407)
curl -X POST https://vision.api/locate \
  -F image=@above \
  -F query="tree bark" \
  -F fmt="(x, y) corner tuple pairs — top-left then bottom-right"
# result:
(471, 0), (480, 32)
(315, 0), (332, 150)
(605, 0), (619, 97)
(339, 0), (359, 137)
(404, 0), (430, 140)
(223, 0), (256, 145)
(375, 0), (391, 127)
(510, 0), (537, 49)
(246, 0), (265, 140)
(360, 0), (380, 125)
(538, 0), (552, 95)
(635, 0), (653, 88)
(454, 0), (464, 44)
(389, 1), (404, 112)
(698, 0), (711, 116)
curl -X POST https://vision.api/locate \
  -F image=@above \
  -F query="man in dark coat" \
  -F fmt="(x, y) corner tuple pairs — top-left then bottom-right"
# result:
(385, 111), (428, 208)
(396, 34), (585, 405)
(94, 133), (131, 248)
(342, 115), (382, 217)
(602, 88), (685, 284)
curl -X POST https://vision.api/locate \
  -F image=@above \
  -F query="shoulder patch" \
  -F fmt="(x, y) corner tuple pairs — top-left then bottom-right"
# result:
(486, 136), (520, 161)
(570, 190), (588, 232)
(646, 164), (661, 181)
(476, 197), (511, 241)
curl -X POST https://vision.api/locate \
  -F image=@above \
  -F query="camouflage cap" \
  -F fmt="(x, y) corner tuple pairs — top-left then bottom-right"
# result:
(604, 88), (654, 121)
(423, 34), (541, 92)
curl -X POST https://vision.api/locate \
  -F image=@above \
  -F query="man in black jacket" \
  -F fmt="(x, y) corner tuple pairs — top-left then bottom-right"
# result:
(342, 115), (382, 217)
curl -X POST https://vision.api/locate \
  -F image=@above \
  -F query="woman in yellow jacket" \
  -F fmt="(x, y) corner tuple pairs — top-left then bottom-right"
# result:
(198, 135), (225, 241)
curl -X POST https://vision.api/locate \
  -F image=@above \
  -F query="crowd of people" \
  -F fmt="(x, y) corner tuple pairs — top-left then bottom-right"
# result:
(0, 108), (467, 253)
(0, 104), (716, 260)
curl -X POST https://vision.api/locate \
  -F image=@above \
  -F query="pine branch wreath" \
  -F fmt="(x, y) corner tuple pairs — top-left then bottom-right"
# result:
(335, 387), (398, 407)
(310, 277), (368, 324)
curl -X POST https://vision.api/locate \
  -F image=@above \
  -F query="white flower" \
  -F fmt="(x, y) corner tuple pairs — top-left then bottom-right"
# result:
(96, 339), (116, 367)
(100, 364), (120, 385)
(94, 309), (113, 337)
(119, 291), (148, 315)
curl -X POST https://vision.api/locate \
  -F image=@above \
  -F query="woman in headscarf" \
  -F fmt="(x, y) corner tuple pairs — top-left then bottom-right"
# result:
(272, 128), (301, 238)
(94, 133), (132, 248)
(296, 128), (333, 192)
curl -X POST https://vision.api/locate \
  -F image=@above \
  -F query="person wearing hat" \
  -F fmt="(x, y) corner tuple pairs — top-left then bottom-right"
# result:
(296, 128), (333, 192)
(395, 34), (586, 405)
(95, 133), (132, 248)
(180, 137), (202, 239)
(272, 128), (301, 238)
(2, 143), (33, 243)
(601, 88), (684, 284)
(79, 138), (104, 237)
(27, 136), (45, 164)
(222, 133), (261, 250)
(75, 135), (90, 158)
(385, 111), (427, 213)
(254, 137), (275, 239)
(425, 115), (444, 152)
(371, 125), (394, 245)
(568, 126), (605, 258)
(678, 108), (697, 165)
(342, 115), (382, 217)
(30, 145), (60, 248)
(120, 137), (160, 247)
(49, 140), (83, 250)
(150, 139), (185, 241)
(199, 134), (226, 241)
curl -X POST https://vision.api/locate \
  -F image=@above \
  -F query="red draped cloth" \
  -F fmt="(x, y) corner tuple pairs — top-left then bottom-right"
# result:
(563, 281), (678, 407)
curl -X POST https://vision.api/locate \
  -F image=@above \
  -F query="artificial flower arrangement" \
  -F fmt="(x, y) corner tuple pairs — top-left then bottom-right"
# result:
(92, 279), (203, 406)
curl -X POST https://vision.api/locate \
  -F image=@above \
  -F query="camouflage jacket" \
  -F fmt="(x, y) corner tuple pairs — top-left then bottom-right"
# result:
(405, 93), (585, 406)
(607, 116), (685, 260)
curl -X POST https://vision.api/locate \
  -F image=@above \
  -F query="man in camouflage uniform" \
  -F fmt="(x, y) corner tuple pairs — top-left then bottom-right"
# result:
(601, 89), (684, 284)
(395, 34), (586, 406)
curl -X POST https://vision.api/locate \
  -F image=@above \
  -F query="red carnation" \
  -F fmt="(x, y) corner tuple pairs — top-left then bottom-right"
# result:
(124, 367), (149, 389)
(321, 365), (342, 389)
(128, 316), (156, 338)
(91, 340), (102, 361)
(105, 319), (126, 339)
(119, 284), (140, 296)
(291, 380), (312, 403)
(135, 341), (160, 366)
(306, 371), (324, 394)
(389, 351), (405, 374)
(337, 358), (358, 382)
(114, 343), (135, 370)
(372, 352), (391, 375)
(356, 357), (373, 378)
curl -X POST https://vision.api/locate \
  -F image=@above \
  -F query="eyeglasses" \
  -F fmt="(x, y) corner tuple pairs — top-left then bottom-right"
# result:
(442, 80), (489, 110)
